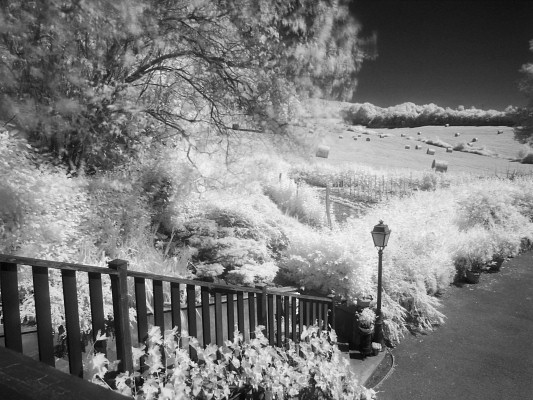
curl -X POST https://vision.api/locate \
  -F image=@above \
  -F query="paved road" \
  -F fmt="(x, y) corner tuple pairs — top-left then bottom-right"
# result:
(377, 251), (533, 400)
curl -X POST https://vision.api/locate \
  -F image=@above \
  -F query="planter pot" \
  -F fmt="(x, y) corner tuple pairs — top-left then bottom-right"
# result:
(465, 270), (481, 284)
(358, 324), (374, 357)
(358, 323), (374, 335)
(357, 296), (373, 309)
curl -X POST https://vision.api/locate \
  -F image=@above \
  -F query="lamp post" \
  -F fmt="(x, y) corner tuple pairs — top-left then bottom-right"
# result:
(371, 220), (391, 348)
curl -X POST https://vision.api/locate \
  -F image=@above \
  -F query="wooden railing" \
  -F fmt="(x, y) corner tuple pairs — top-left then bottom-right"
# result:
(0, 254), (336, 379)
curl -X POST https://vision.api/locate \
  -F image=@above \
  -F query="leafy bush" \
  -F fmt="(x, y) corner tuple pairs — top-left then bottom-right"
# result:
(279, 177), (533, 341)
(0, 128), (91, 260)
(87, 325), (376, 400)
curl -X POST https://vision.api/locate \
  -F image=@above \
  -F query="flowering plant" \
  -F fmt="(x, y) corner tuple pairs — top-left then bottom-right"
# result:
(357, 308), (376, 329)
(85, 324), (376, 400)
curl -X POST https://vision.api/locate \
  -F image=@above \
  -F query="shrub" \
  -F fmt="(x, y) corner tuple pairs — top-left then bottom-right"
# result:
(419, 173), (438, 191)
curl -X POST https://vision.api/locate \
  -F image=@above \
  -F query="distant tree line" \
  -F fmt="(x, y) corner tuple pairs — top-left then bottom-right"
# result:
(515, 39), (533, 145)
(341, 102), (518, 128)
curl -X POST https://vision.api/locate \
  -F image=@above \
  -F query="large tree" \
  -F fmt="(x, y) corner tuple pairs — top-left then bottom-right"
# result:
(515, 39), (533, 145)
(0, 0), (374, 171)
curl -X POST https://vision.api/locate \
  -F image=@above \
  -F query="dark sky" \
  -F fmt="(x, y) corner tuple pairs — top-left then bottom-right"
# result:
(349, 1), (533, 110)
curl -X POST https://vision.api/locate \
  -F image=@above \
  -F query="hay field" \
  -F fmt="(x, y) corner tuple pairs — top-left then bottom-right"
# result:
(299, 116), (533, 176)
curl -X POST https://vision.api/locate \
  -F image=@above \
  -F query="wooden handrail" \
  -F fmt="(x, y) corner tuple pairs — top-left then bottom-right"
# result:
(0, 253), (339, 382)
(0, 254), (118, 276)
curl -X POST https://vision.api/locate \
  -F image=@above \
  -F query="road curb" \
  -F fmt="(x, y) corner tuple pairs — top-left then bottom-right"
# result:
(364, 348), (396, 389)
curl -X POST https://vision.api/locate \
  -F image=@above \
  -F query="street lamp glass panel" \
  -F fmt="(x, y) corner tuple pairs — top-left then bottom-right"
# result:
(371, 220), (391, 248)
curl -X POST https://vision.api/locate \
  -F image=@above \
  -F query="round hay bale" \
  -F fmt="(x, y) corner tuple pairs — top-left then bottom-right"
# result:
(427, 148), (436, 155)
(366, 137), (371, 142)
(415, 145), (422, 150)
(401, 133), (406, 137)
(445, 123), (450, 127)
(433, 160), (448, 173)
(472, 137), (478, 142)
(405, 145), (411, 149)
(358, 134), (362, 137)
(454, 132), (461, 137)
(338, 135), (344, 139)
(353, 137), (357, 141)
(417, 131), (422, 135)
(315, 145), (330, 158)
(497, 130), (503, 134)
(446, 147), (453, 153)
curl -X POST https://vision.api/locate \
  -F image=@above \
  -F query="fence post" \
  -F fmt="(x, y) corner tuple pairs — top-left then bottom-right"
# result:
(109, 259), (133, 373)
(325, 183), (332, 229)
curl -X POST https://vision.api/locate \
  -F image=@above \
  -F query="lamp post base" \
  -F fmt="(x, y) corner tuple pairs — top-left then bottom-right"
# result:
(373, 313), (384, 350)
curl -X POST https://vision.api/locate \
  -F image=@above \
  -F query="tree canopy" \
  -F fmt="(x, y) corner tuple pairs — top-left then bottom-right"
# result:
(0, 0), (375, 171)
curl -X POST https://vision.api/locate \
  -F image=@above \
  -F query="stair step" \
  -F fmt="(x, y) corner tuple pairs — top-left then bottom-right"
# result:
(337, 342), (350, 352)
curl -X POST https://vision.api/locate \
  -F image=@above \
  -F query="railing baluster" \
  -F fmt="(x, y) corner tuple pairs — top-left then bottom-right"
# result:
(201, 286), (211, 345)
(305, 300), (311, 326)
(0, 262), (22, 352)
(311, 301), (317, 326)
(214, 292), (223, 347)
(186, 284), (197, 360)
(170, 282), (181, 343)
(284, 296), (290, 348)
(227, 292), (235, 341)
(153, 279), (165, 364)
(248, 293), (256, 339)
(267, 294), (274, 346)
(318, 301), (323, 331)
(298, 299), (304, 340)
(61, 269), (83, 377)
(256, 286), (267, 336)
(237, 291), (244, 337)
(33, 266), (54, 365)
(153, 280), (165, 334)
(291, 297), (297, 342)
(88, 272), (106, 355)
(108, 259), (133, 373)
(322, 303), (329, 329)
(134, 277), (148, 345)
(276, 295), (282, 347)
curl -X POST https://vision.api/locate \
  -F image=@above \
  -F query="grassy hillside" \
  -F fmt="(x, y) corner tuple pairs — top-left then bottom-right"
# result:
(293, 103), (533, 176)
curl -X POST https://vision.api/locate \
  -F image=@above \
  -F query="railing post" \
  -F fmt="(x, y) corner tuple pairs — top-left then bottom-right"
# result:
(0, 262), (22, 352)
(109, 259), (133, 373)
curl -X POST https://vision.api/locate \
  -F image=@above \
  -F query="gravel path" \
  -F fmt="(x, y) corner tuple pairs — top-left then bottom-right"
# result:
(377, 250), (533, 400)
